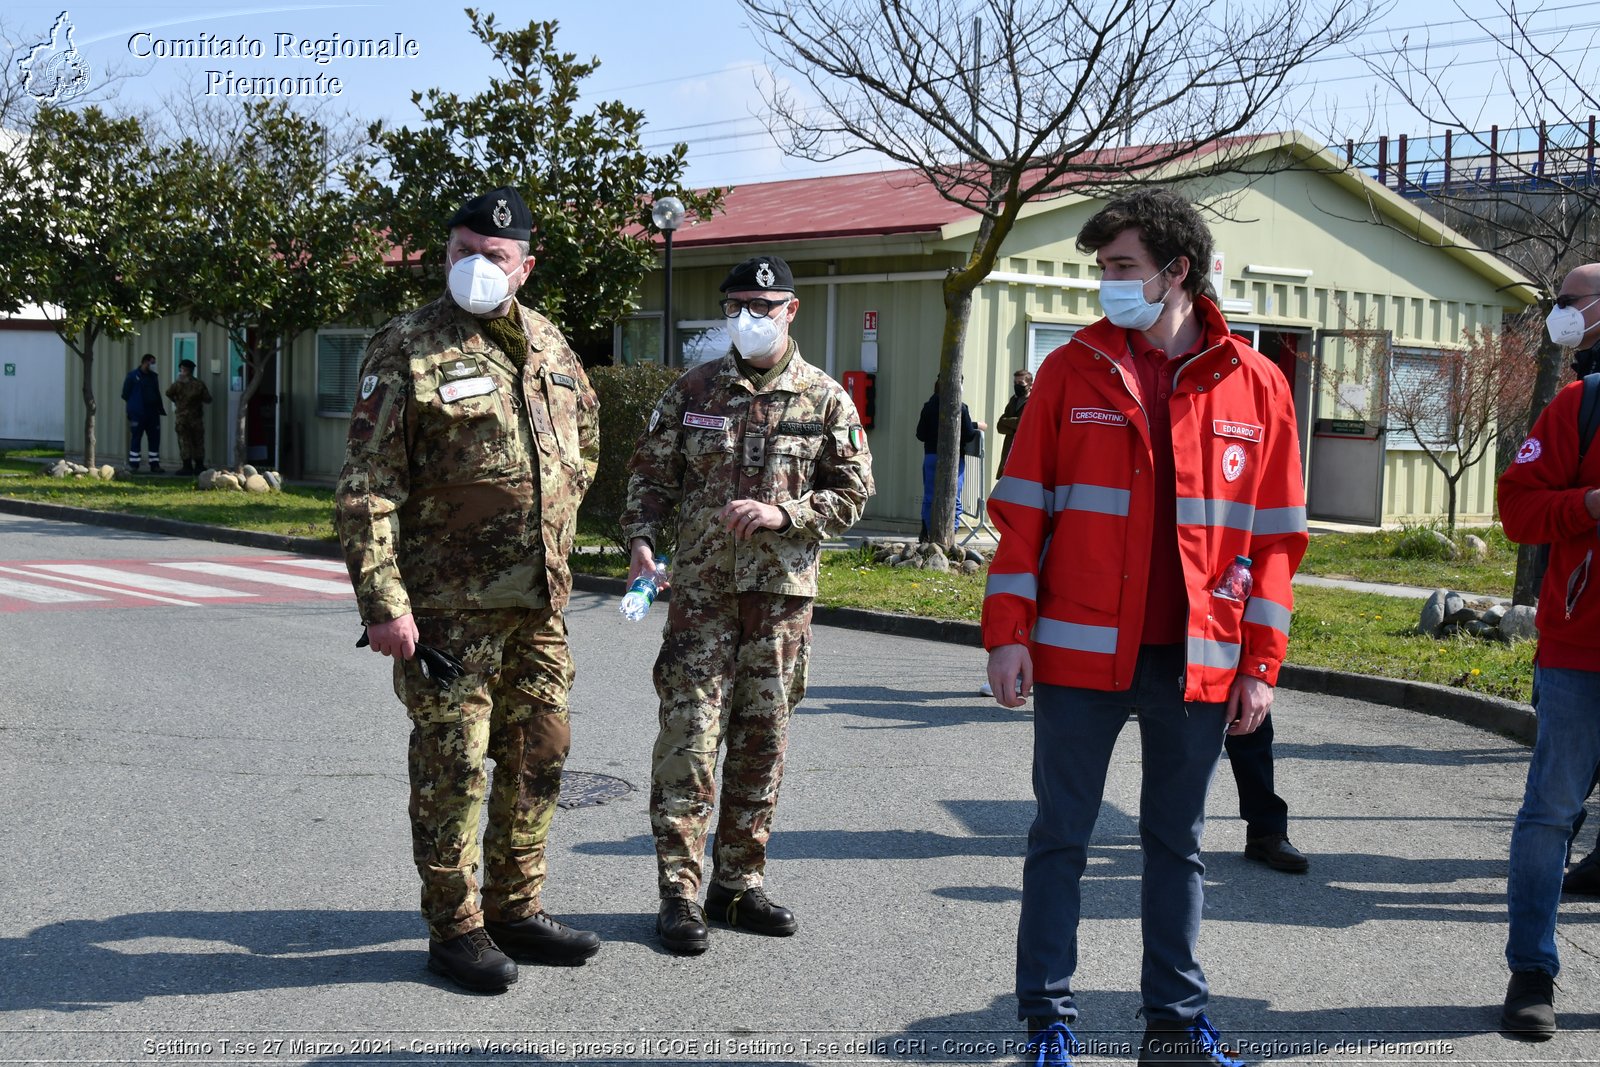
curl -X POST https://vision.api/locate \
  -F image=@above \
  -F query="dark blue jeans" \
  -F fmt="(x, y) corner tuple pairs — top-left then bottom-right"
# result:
(919, 453), (965, 530)
(128, 419), (161, 465)
(1017, 644), (1228, 1024)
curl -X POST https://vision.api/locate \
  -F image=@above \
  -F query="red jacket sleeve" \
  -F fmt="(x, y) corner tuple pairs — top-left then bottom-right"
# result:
(1239, 369), (1308, 685)
(1499, 381), (1595, 545)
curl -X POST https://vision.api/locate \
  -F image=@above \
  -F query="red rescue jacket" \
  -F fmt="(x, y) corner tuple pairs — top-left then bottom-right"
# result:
(1498, 379), (1600, 669)
(982, 298), (1308, 702)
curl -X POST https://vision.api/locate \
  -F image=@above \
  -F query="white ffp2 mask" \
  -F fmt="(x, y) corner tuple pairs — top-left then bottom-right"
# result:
(448, 254), (512, 315)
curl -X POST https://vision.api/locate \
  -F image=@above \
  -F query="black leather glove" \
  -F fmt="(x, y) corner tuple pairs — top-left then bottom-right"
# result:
(356, 629), (467, 688)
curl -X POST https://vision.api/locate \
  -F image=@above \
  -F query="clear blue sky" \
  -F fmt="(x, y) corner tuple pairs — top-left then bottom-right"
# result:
(8, 1), (1597, 189)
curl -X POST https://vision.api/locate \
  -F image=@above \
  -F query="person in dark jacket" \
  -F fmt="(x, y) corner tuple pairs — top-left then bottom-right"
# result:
(996, 368), (1032, 474)
(916, 381), (985, 541)
(121, 353), (165, 472)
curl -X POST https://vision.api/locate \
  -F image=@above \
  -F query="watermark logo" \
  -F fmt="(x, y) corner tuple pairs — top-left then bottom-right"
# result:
(17, 11), (93, 103)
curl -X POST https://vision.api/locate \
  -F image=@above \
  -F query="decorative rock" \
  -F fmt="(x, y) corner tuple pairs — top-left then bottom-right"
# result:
(1428, 530), (1460, 559)
(244, 474), (270, 493)
(97, 465), (114, 480)
(1417, 589), (1449, 636)
(197, 469), (217, 490)
(1464, 534), (1489, 560)
(893, 556), (920, 567)
(264, 471), (282, 490)
(1482, 604), (1507, 627)
(1498, 604), (1538, 642)
(925, 553), (951, 573)
(241, 464), (258, 478)
(891, 542), (908, 555)
(1465, 620), (1493, 639)
(960, 560), (981, 575)
(214, 472), (242, 491)
(46, 460), (69, 477)
(1442, 592), (1473, 625)
(963, 548), (984, 565)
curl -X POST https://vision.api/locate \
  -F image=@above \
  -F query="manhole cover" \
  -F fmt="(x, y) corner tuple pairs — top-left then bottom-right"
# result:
(557, 770), (633, 809)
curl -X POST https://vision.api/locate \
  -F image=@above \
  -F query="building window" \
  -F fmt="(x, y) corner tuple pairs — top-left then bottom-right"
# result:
(679, 320), (729, 366)
(1387, 347), (1453, 451)
(615, 314), (664, 366)
(1028, 323), (1078, 373)
(316, 330), (373, 416)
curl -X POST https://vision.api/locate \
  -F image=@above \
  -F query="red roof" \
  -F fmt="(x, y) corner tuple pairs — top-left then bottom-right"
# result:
(665, 167), (978, 247)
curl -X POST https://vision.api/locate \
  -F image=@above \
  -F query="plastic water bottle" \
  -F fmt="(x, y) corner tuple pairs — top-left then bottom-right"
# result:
(1212, 555), (1253, 603)
(620, 560), (668, 621)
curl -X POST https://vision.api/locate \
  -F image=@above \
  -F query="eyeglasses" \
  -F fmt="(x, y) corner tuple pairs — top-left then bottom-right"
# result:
(720, 297), (790, 318)
(1554, 293), (1600, 309)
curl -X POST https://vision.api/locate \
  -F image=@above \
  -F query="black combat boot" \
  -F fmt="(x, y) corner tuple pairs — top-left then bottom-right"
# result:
(704, 882), (798, 936)
(484, 911), (600, 966)
(426, 928), (517, 993)
(656, 896), (709, 955)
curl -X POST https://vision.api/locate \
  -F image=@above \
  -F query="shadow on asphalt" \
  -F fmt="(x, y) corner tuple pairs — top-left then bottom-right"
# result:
(0, 908), (660, 1012)
(800, 685), (1026, 729)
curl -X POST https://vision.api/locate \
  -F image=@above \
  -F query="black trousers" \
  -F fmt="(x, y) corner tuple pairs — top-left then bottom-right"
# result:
(1223, 710), (1289, 836)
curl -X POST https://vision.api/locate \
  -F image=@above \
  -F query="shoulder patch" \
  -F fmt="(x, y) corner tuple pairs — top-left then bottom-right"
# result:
(1515, 437), (1542, 463)
(360, 374), (379, 400)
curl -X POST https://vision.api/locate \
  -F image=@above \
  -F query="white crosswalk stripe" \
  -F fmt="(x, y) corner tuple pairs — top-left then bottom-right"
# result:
(156, 560), (352, 595)
(0, 563), (198, 606)
(27, 563), (257, 599)
(262, 558), (349, 574)
(0, 573), (106, 604)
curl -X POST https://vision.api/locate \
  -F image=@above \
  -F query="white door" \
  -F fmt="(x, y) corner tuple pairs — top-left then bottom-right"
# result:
(0, 328), (67, 444)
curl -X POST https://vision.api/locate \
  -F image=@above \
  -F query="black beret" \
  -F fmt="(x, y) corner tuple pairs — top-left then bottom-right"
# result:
(720, 254), (795, 294)
(447, 186), (532, 242)
(179, 359), (196, 370)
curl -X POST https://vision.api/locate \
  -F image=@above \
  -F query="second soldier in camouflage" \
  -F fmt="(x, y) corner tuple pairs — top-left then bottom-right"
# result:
(622, 254), (874, 955)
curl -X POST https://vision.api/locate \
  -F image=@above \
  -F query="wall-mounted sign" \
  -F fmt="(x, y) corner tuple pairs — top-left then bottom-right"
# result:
(3, 363), (14, 376)
(863, 310), (878, 342)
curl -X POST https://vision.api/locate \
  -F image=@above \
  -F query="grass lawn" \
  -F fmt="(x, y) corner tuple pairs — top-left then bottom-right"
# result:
(1298, 525), (1519, 597)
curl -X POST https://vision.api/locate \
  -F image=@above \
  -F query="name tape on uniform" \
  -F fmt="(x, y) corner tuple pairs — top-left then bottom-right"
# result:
(683, 412), (731, 431)
(1212, 420), (1263, 442)
(440, 377), (497, 403)
(1071, 408), (1128, 427)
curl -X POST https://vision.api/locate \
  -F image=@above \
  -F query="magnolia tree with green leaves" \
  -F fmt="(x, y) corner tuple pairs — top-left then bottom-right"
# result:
(0, 106), (175, 466)
(171, 99), (390, 472)
(361, 10), (722, 358)
(744, 0), (1374, 549)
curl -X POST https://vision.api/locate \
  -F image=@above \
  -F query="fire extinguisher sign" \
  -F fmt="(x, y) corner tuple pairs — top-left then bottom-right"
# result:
(863, 310), (878, 340)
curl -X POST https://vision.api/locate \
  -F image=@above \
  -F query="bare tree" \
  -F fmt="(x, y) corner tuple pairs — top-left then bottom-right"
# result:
(1359, 0), (1600, 598)
(1385, 317), (1541, 530)
(743, 0), (1374, 548)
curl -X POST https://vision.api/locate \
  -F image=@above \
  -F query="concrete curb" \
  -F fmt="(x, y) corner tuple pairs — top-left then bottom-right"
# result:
(1, 496), (1537, 744)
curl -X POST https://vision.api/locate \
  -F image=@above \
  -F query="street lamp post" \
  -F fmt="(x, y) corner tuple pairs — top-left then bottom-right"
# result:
(651, 196), (685, 365)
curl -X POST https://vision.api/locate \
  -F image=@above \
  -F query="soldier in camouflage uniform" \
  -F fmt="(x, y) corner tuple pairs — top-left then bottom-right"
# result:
(334, 187), (601, 993)
(622, 254), (875, 955)
(164, 359), (212, 475)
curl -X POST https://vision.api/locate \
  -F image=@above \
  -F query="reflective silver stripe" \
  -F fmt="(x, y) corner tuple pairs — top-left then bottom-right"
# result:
(1187, 636), (1242, 670)
(992, 475), (1049, 512)
(985, 571), (1038, 601)
(1243, 596), (1292, 635)
(1175, 497), (1255, 531)
(1035, 617), (1119, 655)
(1253, 506), (1309, 535)
(1057, 483), (1130, 517)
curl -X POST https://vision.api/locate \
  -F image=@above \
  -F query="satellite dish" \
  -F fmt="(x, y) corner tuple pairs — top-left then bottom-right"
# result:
(651, 196), (686, 231)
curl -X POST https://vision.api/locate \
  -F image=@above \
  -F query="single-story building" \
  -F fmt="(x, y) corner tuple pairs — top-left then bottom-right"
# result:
(65, 131), (1539, 528)
(0, 305), (66, 448)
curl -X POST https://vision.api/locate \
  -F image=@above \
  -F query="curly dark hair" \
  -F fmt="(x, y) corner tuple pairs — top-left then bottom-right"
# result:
(1076, 188), (1215, 300)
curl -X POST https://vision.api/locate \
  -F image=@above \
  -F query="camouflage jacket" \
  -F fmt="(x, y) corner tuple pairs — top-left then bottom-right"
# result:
(165, 378), (212, 422)
(334, 295), (599, 623)
(622, 344), (874, 597)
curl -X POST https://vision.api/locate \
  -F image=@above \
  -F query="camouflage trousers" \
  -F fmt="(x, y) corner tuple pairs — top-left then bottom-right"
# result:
(174, 416), (204, 467)
(394, 606), (574, 941)
(650, 584), (812, 899)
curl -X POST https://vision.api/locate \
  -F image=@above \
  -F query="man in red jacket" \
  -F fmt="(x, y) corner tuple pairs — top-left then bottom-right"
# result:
(1496, 261), (1600, 1042)
(983, 188), (1307, 1067)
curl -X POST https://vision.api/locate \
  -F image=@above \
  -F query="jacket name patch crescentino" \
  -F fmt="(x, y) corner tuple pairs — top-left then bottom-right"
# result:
(683, 412), (731, 431)
(1071, 408), (1129, 427)
(1212, 420), (1263, 442)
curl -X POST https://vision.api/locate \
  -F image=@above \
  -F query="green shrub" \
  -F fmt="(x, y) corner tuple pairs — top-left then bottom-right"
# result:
(580, 363), (683, 551)
(1389, 522), (1458, 561)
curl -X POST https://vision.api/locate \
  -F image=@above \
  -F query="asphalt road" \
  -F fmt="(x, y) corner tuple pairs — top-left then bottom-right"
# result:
(0, 514), (1596, 1066)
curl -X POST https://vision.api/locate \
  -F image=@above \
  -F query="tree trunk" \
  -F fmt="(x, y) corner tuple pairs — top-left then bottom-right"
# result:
(929, 279), (978, 549)
(1445, 475), (1458, 533)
